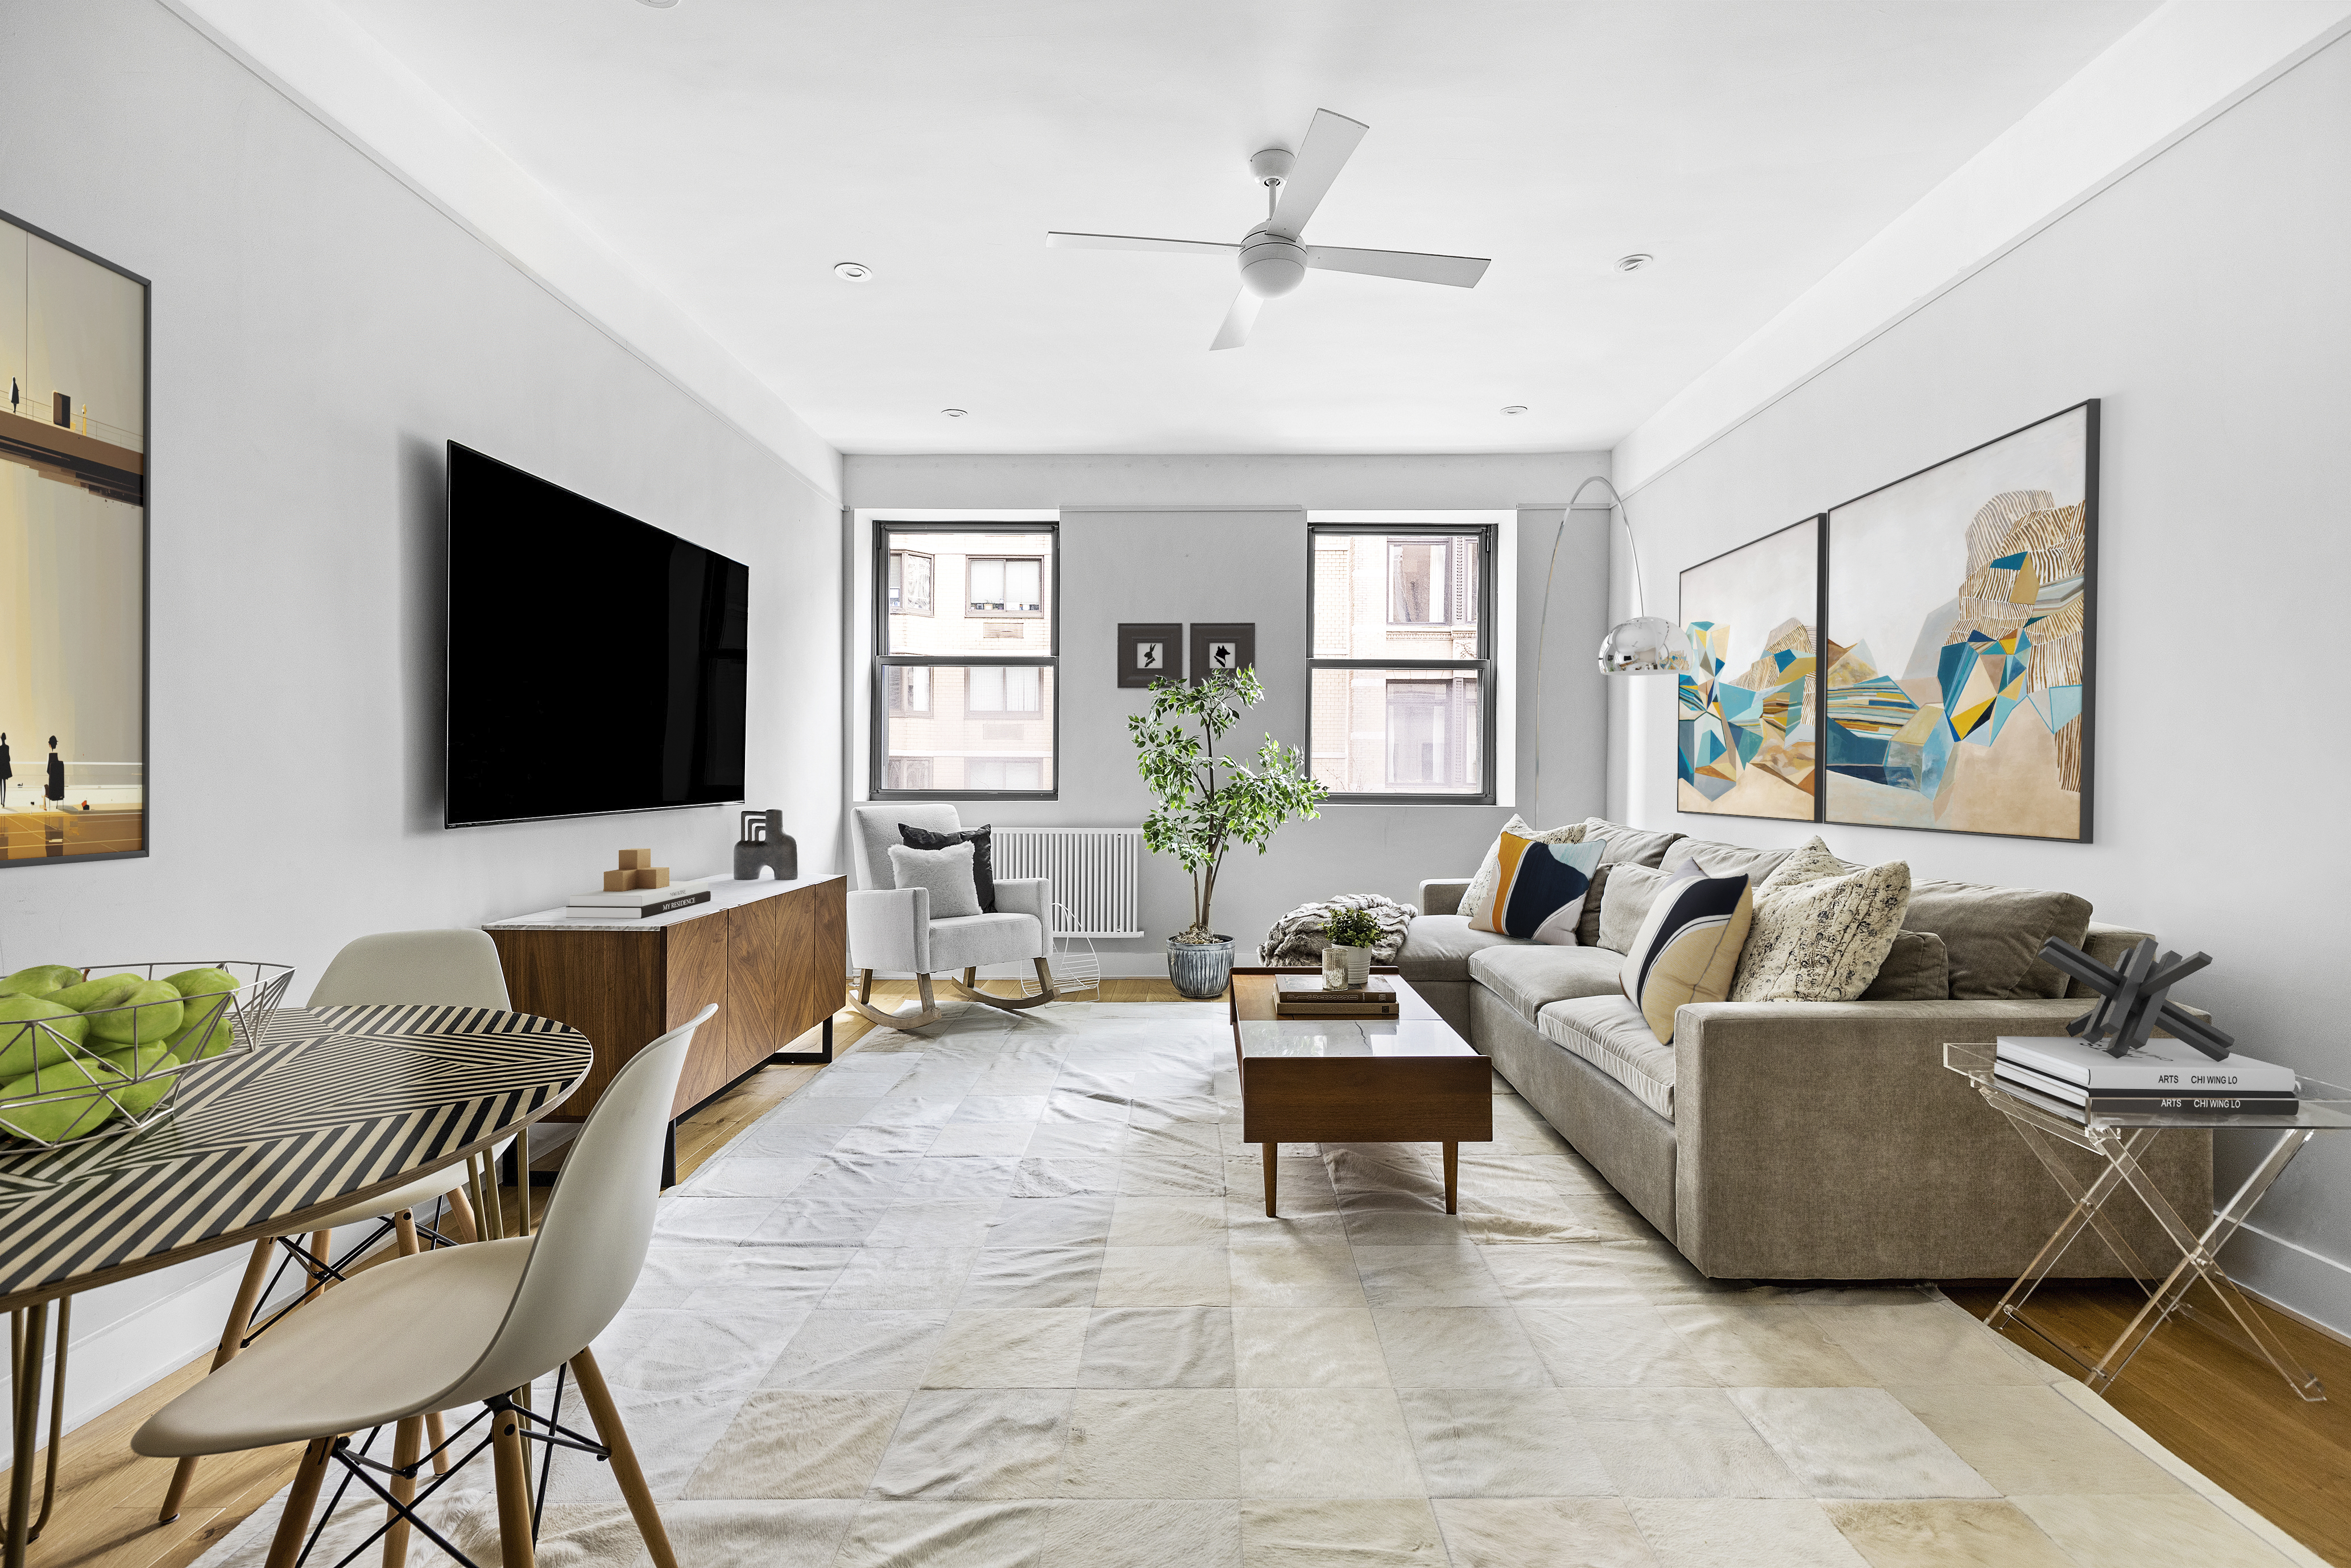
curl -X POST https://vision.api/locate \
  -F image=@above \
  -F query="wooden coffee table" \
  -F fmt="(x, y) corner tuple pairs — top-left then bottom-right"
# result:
(1228, 967), (1493, 1217)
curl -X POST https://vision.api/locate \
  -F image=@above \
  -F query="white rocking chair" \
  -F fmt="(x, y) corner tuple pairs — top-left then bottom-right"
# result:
(846, 804), (1058, 1029)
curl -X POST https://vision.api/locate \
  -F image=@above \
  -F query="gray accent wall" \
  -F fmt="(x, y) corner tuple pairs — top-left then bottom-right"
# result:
(1604, 36), (2351, 1330)
(0, 0), (842, 1426)
(845, 454), (1614, 971)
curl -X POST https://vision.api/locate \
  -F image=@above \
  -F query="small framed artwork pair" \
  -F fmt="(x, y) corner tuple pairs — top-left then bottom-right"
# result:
(1678, 399), (2097, 843)
(1115, 623), (1257, 688)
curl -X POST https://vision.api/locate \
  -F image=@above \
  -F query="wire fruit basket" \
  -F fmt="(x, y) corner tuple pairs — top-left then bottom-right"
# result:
(1017, 904), (1102, 1000)
(0, 961), (296, 1151)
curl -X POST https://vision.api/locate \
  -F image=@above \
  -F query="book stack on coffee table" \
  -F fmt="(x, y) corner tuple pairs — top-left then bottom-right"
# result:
(1995, 1034), (2299, 1117)
(1275, 973), (1398, 1020)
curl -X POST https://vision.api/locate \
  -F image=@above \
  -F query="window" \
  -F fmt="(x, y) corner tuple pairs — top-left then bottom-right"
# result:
(887, 551), (933, 615)
(885, 665), (930, 715)
(965, 665), (1040, 714)
(874, 525), (1057, 799)
(967, 556), (1044, 615)
(1307, 524), (1494, 801)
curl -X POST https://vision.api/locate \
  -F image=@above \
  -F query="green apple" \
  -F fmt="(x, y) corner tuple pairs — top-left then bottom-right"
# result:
(85, 980), (184, 1046)
(0, 965), (84, 999)
(165, 1015), (234, 1063)
(164, 967), (241, 1002)
(95, 1043), (176, 1119)
(0, 1050), (135, 1144)
(49, 974), (146, 1014)
(0, 996), (90, 1079)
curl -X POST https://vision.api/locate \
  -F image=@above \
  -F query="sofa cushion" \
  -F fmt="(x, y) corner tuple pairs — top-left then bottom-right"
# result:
(1398, 915), (1525, 985)
(1903, 881), (2093, 1000)
(1596, 862), (1697, 954)
(1730, 859), (1913, 1003)
(1860, 930), (1949, 1001)
(1620, 872), (1755, 1044)
(1579, 818), (1684, 868)
(1462, 816), (1585, 934)
(1660, 837), (1795, 884)
(1538, 994), (1677, 1120)
(1469, 944), (1625, 1025)
(1479, 834), (1607, 942)
(1756, 835), (1860, 896)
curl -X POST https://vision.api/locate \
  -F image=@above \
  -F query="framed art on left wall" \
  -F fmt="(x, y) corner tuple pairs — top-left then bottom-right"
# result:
(0, 210), (148, 865)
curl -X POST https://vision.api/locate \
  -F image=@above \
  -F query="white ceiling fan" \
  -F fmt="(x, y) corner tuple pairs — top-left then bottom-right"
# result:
(1047, 108), (1491, 351)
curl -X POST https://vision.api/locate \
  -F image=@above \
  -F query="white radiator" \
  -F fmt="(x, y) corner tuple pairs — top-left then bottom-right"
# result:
(994, 828), (1144, 938)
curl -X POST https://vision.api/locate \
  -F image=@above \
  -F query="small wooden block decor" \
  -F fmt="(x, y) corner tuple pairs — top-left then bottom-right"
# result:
(618, 849), (653, 870)
(1117, 623), (1182, 689)
(632, 867), (670, 890)
(602, 869), (635, 892)
(1189, 622), (1255, 684)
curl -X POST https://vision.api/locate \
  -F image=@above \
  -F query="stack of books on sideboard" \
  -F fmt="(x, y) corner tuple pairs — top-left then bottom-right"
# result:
(1995, 1033), (2299, 1117)
(1275, 973), (1398, 1020)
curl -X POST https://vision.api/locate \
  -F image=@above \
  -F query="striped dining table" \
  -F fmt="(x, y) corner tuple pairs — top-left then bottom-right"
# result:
(0, 1003), (592, 1566)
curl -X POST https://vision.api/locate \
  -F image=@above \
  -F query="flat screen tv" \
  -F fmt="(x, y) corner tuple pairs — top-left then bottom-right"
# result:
(444, 442), (748, 828)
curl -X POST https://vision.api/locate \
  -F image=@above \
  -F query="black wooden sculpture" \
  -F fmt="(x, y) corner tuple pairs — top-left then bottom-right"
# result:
(734, 809), (797, 881)
(2037, 936), (2234, 1061)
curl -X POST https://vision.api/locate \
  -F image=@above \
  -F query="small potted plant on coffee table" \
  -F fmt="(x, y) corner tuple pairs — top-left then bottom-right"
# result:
(1129, 667), (1327, 999)
(1321, 907), (1381, 990)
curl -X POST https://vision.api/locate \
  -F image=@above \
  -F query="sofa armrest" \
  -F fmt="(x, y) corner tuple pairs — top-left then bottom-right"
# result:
(847, 886), (931, 973)
(1419, 878), (1475, 918)
(1668, 999), (2213, 1280)
(993, 878), (1053, 949)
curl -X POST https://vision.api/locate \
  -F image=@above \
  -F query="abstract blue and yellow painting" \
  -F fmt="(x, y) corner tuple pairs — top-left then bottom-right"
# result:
(1822, 403), (2094, 841)
(1677, 516), (1819, 822)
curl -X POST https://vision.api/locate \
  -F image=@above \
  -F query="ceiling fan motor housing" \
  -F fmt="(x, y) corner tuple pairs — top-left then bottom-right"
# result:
(1239, 225), (1307, 298)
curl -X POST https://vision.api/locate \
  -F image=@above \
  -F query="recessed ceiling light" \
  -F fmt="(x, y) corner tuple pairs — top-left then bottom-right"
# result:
(636, 0), (678, 8)
(941, 408), (968, 418)
(832, 261), (871, 281)
(1500, 406), (1528, 415)
(1615, 253), (1654, 272)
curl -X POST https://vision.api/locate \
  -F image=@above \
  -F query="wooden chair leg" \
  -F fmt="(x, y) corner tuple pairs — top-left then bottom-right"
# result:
(570, 1349), (677, 1568)
(444, 1185), (481, 1245)
(262, 1436), (338, 1568)
(963, 966), (978, 992)
(158, 1236), (274, 1522)
(383, 1416), (423, 1568)
(425, 1409), (450, 1477)
(916, 973), (937, 1016)
(856, 969), (874, 1006)
(490, 1400), (536, 1568)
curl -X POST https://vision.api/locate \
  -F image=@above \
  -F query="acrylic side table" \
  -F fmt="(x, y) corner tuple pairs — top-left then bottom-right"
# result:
(1945, 1041), (2351, 1402)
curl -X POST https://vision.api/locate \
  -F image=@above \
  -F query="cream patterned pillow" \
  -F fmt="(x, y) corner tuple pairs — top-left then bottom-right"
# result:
(1755, 835), (1860, 899)
(1732, 858), (1913, 1003)
(1462, 817), (1584, 934)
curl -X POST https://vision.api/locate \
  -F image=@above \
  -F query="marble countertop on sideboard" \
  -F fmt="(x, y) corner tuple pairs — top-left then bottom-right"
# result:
(485, 871), (846, 932)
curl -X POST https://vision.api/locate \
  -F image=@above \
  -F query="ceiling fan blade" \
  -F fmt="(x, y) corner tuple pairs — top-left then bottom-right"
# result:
(1046, 231), (1237, 256)
(1305, 245), (1491, 288)
(1270, 109), (1369, 233)
(1209, 289), (1263, 351)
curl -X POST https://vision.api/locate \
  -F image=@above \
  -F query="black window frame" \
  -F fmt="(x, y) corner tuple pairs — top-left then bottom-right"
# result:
(1307, 522), (1497, 805)
(873, 521), (1059, 802)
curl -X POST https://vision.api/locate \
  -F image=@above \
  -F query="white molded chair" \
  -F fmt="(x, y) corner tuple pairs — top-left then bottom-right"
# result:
(847, 804), (1057, 1028)
(133, 1006), (714, 1568)
(156, 930), (518, 1525)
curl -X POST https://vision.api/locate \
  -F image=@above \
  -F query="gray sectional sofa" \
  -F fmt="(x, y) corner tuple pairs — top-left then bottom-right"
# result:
(1398, 818), (2213, 1282)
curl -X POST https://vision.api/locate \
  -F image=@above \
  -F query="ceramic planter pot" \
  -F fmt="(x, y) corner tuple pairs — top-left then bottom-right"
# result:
(1166, 936), (1236, 999)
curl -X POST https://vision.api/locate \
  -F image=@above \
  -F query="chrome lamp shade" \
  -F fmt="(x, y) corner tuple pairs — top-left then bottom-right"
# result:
(1596, 615), (1694, 676)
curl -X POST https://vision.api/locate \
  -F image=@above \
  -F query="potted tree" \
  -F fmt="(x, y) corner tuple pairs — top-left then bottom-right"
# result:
(1129, 668), (1327, 999)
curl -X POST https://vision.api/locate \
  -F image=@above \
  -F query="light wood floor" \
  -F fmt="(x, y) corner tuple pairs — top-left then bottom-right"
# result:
(10, 978), (2345, 1567)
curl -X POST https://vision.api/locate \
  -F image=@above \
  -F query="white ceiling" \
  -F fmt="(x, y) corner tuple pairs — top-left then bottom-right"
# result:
(331, 0), (2161, 457)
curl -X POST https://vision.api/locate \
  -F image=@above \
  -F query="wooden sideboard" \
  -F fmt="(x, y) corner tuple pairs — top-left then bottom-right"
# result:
(486, 873), (846, 1182)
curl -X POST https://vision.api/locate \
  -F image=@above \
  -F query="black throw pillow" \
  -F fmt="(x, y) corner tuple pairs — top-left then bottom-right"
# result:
(900, 823), (995, 912)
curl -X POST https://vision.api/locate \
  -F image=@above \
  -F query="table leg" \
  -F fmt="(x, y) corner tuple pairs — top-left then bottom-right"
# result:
(1443, 1143), (1459, 1215)
(30, 1297), (67, 1541)
(1261, 1144), (1277, 1218)
(6, 1301), (48, 1568)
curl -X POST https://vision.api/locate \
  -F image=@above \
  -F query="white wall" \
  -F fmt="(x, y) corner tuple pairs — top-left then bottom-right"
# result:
(0, 0), (842, 1429)
(1605, 36), (2351, 1329)
(845, 454), (1612, 971)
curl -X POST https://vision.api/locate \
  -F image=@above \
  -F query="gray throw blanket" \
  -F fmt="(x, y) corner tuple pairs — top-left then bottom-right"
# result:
(1260, 893), (1419, 966)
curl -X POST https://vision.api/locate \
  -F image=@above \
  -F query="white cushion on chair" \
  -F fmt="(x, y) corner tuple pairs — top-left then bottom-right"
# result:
(929, 913), (1045, 972)
(888, 841), (983, 917)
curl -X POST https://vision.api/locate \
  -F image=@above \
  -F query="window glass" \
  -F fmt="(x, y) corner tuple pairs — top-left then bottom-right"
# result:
(885, 532), (1053, 654)
(877, 527), (1056, 797)
(879, 665), (1056, 795)
(1312, 533), (1482, 660)
(1305, 668), (1483, 794)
